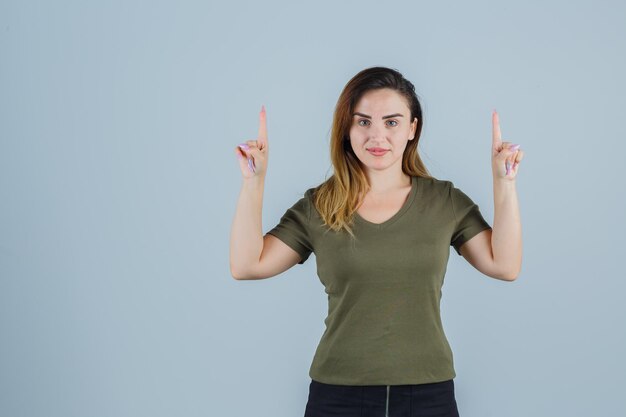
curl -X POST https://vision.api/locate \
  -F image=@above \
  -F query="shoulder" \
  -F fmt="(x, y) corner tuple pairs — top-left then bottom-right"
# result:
(304, 186), (317, 199)
(303, 183), (325, 203)
(289, 185), (320, 216)
(417, 175), (455, 198)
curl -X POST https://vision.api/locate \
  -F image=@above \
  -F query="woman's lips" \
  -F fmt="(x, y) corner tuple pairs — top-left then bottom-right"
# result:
(367, 148), (389, 156)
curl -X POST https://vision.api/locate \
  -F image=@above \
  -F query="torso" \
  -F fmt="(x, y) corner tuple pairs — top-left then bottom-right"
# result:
(355, 182), (413, 225)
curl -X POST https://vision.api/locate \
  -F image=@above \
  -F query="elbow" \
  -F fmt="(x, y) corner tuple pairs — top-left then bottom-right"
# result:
(230, 252), (262, 280)
(229, 259), (239, 279)
(502, 269), (521, 282)
(230, 264), (259, 280)
(230, 264), (247, 280)
(230, 255), (254, 280)
(492, 258), (521, 282)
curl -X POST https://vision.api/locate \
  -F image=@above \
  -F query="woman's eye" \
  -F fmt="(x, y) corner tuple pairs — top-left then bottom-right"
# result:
(357, 119), (398, 126)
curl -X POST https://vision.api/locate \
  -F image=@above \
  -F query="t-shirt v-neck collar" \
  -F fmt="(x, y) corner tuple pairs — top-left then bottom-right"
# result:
(353, 175), (419, 229)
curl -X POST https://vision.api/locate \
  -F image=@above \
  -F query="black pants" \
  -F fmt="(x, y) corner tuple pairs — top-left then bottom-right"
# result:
(304, 378), (460, 417)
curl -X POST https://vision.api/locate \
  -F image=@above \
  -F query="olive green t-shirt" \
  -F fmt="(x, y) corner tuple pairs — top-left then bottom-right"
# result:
(266, 175), (492, 385)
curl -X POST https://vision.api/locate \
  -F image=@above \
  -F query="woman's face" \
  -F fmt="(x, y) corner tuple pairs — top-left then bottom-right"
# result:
(348, 88), (418, 174)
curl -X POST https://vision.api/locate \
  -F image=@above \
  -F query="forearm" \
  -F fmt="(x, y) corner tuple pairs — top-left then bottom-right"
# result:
(491, 179), (522, 280)
(229, 176), (265, 278)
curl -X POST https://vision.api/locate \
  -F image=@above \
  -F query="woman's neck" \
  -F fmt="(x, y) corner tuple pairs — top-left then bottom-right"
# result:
(365, 171), (411, 195)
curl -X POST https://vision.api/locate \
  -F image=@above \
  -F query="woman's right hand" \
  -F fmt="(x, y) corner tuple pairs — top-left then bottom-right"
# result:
(235, 105), (268, 179)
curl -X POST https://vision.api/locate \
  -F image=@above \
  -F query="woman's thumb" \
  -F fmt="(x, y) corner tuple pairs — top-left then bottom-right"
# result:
(235, 147), (248, 171)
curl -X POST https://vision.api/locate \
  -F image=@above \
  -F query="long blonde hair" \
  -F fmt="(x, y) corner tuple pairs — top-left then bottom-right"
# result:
(312, 66), (433, 239)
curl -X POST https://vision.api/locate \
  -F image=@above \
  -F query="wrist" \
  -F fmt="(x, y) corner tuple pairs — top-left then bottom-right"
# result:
(493, 177), (516, 189)
(242, 174), (266, 189)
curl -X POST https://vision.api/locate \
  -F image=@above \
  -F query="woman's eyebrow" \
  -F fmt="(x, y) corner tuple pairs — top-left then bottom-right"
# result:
(352, 112), (404, 119)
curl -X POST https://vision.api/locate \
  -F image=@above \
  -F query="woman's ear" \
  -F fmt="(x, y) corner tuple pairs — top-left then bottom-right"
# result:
(410, 117), (418, 139)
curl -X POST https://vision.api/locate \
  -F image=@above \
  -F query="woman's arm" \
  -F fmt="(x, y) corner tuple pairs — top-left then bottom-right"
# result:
(457, 110), (524, 281)
(229, 105), (305, 280)
(230, 106), (270, 279)
(230, 176), (266, 279)
(489, 110), (524, 280)
(491, 179), (522, 280)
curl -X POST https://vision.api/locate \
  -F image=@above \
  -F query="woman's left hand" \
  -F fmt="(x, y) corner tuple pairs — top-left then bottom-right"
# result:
(492, 110), (524, 180)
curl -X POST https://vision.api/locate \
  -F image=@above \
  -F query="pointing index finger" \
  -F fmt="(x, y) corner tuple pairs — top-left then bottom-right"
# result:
(257, 104), (267, 149)
(492, 109), (502, 148)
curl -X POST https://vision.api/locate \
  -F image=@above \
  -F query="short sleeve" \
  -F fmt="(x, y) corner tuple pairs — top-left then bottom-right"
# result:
(449, 182), (492, 256)
(265, 191), (313, 264)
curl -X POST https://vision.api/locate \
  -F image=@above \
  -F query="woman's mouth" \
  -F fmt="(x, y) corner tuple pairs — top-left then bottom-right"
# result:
(367, 148), (389, 156)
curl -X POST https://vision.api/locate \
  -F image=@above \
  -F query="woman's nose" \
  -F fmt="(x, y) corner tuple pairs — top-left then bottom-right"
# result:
(370, 124), (387, 139)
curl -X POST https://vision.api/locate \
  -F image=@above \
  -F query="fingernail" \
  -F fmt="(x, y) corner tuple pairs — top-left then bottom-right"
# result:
(238, 143), (250, 150)
(506, 161), (511, 175)
(247, 158), (255, 173)
(510, 144), (520, 151)
(261, 104), (265, 113)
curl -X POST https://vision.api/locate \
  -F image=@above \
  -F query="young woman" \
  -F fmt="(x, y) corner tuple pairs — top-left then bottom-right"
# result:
(230, 66), (523, 417)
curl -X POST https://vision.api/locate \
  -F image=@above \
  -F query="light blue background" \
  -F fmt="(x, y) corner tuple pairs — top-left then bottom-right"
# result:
(1, 1), (624, 416)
